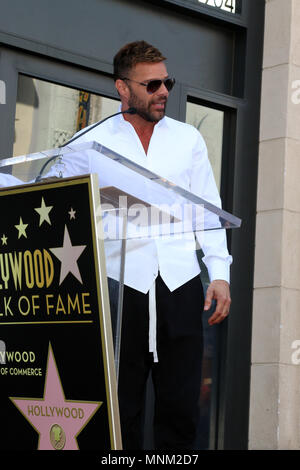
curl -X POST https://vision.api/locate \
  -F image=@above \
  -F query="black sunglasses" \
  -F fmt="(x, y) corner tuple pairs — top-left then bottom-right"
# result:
(121, 77), (175, 94)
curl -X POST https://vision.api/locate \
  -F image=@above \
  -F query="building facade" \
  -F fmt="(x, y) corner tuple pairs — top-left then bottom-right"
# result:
(250, 0), (300, 450)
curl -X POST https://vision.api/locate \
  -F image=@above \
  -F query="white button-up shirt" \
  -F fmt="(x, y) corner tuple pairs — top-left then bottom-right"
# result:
(62, 112), (232, 294)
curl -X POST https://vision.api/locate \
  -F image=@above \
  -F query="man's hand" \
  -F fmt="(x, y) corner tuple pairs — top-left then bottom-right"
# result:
(204, 280), (231, 326)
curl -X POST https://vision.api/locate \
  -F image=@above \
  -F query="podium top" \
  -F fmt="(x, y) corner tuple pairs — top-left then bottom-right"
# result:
(0, 141), (241, 239)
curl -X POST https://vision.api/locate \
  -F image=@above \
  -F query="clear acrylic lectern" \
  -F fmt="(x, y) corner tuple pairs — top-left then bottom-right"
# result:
(0, 141), (241, 378)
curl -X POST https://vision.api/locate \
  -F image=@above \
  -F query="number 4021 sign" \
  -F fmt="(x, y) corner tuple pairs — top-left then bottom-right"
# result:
(198, 0), (236, 14)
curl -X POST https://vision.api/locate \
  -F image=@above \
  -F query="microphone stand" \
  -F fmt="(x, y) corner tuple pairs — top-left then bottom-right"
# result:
(35, 107), (136, 182)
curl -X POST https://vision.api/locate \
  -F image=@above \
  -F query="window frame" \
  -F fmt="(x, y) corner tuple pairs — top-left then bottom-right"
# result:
(0, 47), (120, 159)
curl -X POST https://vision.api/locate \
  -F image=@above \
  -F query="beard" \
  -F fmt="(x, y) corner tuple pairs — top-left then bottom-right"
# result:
(128, 89), (167, 123)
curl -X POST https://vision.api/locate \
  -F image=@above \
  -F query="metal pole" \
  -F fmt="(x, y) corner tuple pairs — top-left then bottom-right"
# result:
(114, 210), (127, 384)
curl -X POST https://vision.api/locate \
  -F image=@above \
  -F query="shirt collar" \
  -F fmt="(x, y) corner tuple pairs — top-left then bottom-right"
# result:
(116, 105), (169, 130)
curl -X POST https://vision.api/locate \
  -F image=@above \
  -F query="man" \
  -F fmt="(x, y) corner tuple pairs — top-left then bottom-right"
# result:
(71, 41), (232, 449)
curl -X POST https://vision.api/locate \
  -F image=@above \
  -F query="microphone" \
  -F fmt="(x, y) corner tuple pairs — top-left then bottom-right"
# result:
(35, 107), (137, 182)
(61, 107), (137, 147)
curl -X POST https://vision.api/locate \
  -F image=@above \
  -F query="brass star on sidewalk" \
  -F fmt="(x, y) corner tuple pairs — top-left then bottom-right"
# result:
(35, 197), (53, 226)
(15, 217), (28, 239)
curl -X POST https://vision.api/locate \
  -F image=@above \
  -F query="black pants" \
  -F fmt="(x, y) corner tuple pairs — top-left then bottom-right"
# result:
(113, 274), (204, 450)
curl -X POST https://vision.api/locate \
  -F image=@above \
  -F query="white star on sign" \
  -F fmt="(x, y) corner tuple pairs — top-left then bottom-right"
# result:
(50, 225), (86, 285)
(15, 217), (28, 239)
(34, 197), (53, 226)
(68, 207), (76, 220)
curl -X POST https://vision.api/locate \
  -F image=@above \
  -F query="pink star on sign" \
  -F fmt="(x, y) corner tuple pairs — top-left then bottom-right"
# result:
(10, 344), (102, 450)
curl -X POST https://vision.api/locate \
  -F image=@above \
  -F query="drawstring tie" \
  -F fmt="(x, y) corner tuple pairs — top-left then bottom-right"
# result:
(148, 280), (158, 363)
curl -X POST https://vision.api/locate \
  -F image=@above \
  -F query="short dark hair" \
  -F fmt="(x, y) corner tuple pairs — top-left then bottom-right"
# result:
(113, 40), (166, 80)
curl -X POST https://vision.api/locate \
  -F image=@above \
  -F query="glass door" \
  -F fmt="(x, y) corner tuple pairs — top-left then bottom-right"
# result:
(186, 98), (226, 449)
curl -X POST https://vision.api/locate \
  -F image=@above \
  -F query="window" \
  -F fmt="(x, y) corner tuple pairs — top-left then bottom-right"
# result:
(186, 100), (224, 191)
(14, 75), (120, 157)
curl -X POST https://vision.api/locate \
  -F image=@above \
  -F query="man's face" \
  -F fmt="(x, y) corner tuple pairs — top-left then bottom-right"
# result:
(126, 62), (169, 123)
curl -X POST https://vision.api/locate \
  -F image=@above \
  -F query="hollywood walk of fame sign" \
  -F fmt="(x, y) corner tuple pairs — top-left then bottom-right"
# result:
(0, 174), (121, 450)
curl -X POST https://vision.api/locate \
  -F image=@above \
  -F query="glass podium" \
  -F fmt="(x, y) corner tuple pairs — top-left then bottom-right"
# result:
(0, 141), (241, 450)
(0, 140), (241, 232)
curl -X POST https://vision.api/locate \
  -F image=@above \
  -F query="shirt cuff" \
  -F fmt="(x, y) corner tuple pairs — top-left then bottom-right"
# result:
(203, 255), (233, 284)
